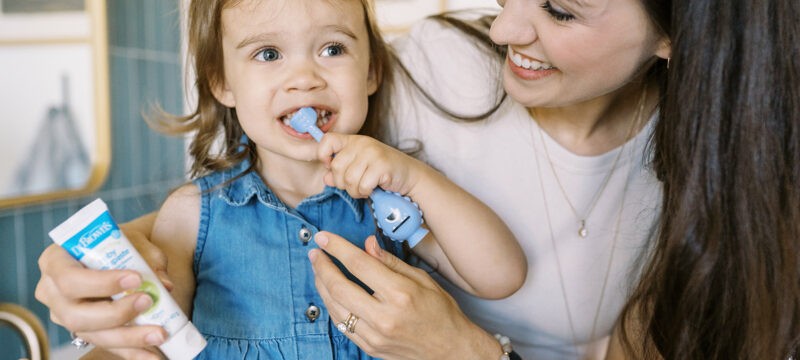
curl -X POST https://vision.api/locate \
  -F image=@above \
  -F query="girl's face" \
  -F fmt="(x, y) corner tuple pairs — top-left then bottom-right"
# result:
(490, 0), (669, 109)
(214, 0), (377, 162)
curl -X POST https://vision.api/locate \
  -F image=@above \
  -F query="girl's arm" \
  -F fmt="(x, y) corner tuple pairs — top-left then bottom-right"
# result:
(412, 165), (526, 298)
(318, 134), (526, 299)
(149, 184), (201, 317)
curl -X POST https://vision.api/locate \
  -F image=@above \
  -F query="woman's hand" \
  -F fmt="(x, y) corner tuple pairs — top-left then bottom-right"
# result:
(34, 215), (172, 359)
(309, 231), (505, 360)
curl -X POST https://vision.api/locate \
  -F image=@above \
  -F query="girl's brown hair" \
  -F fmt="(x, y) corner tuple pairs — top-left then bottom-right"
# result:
(149, 0), (393, 178)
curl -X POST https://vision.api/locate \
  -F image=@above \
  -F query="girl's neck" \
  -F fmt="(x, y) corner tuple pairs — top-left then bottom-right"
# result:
(255, 151), (328, 208)
(530, 81), (659, 156)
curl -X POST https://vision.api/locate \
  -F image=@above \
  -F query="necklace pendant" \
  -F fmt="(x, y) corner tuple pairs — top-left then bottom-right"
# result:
(578, 220), (588, 238)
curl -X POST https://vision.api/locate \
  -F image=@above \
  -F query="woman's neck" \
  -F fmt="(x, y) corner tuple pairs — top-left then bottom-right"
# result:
(255, 151), (328, 208)
(531, 81), (658, 156)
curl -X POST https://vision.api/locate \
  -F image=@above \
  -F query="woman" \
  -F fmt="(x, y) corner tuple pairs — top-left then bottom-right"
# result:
(35, 0), (670, 358)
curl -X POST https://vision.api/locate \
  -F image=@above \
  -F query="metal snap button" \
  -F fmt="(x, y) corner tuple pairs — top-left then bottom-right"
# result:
(299, 227), (312, 243)
(305, 304), (320, 322)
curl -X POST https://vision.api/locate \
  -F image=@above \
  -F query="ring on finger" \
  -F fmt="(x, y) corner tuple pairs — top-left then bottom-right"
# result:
(336, 320), (348, 333)
(345, 313), (359, 334)
(70, 331), (90, 350)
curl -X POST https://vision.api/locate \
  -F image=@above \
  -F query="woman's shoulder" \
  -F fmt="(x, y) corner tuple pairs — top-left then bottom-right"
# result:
(393, 13), (501, 73)
(389, 13), (505, 118)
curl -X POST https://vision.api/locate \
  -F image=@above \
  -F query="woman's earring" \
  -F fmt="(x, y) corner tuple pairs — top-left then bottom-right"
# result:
(667, 57), (671, 69)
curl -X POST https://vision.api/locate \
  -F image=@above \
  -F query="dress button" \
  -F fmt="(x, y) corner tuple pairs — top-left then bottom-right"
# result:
(299, 227), (312, 244)
(305, 305), (320, 322)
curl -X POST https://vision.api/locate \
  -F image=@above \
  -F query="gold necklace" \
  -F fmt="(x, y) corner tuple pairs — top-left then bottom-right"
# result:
(534, 146), (634, 354)
(534, 89), (647, 238)
(529, 90), (648, 353)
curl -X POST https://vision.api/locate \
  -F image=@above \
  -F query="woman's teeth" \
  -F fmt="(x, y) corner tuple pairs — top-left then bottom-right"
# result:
(510, 49), (555, 70)
(281, 109), (332, 128)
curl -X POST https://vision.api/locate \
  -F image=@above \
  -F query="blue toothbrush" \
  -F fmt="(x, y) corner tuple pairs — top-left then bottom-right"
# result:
(290, 107), (429, 247)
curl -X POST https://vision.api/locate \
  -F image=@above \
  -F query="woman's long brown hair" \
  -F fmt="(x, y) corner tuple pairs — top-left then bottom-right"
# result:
(148, 0), (394, 179)
(622, 0), (800, 358)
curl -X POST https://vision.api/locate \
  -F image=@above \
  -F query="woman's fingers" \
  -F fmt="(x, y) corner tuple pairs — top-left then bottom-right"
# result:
(316, 232), (438, 299)
(308, 244), (379, 315)
(59, 293), (154, 332)
(125, 229), (173, 291)
(82, 346), (163, 360)
(39, 245), (142, 299)
(75, 324), (167, 349)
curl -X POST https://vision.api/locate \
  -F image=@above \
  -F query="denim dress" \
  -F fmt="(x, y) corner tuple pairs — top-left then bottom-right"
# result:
(191, 161), (390, 359)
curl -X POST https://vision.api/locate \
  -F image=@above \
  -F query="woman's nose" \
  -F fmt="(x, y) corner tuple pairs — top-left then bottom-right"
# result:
(489, 0), (538, 46)
(284, 60), (326, 93)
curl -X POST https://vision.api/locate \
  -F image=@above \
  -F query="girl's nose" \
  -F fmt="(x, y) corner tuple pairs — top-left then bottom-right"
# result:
(489, 0), (538, 46)
(284, 61), (326, 92)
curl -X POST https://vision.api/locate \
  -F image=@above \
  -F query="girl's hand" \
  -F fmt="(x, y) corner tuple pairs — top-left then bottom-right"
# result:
(35, 225), (172, 360)
(317, 133), (423, 198)
(308, 231), (505, 360)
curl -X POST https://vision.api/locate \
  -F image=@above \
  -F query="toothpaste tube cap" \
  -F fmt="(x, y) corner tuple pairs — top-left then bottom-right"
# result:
(158, 321), (206, 360)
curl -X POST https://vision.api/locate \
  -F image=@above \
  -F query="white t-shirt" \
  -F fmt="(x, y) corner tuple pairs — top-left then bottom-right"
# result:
(387, 18), (662, 360)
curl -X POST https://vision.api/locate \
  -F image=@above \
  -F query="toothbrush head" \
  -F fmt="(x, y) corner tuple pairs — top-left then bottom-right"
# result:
(289, 107), (324, 142)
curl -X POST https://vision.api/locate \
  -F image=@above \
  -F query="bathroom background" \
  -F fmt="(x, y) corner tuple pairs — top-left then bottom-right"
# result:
(0, 0), (496, 358)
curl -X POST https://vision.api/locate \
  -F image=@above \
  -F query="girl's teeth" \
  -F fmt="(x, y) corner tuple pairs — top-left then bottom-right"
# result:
(281, 108), (334, 127)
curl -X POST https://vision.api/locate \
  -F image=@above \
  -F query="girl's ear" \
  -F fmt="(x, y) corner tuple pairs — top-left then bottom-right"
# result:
(655, 37), (671, 61)
(367, 62), (380, 96)
(211, 79), (236, 107)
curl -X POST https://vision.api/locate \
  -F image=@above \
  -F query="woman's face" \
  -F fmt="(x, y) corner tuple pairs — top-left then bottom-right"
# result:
(491, 0), (669, 109)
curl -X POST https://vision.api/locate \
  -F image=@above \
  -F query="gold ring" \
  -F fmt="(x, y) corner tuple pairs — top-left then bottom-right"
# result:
(345, 313), (359, 334)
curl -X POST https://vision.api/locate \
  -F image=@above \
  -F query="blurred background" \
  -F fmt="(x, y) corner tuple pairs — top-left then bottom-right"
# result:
(0, 0), (497, 358)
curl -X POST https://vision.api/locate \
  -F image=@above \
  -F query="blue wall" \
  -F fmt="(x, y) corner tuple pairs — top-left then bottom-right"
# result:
(0, 0), (185, 357)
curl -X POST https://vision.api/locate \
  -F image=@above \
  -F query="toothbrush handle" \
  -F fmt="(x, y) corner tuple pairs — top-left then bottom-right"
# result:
(308, 127), (324, 142)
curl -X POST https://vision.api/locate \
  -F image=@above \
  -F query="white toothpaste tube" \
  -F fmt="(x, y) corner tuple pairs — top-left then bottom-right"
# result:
(48, 198), (206, 359)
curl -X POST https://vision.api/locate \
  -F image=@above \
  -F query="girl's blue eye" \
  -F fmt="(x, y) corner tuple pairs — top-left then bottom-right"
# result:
(321, 43), (346, 57)
(541, 1), (575, 21)
(255, 48), (281, 62)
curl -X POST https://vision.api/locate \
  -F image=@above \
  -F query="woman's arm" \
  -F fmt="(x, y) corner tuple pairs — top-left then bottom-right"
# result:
(310, 231), (509, 359)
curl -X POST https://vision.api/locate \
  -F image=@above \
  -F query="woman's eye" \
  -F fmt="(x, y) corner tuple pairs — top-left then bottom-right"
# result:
(321, 43), (346, 57)
(255, 48), (281, 62)
(541, 1), (575, 21)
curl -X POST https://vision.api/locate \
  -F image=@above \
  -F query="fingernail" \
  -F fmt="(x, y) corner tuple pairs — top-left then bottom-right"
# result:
(308, 249), (318, 262)
(119, 274), (141, 290)
(145, 331), (165, 345)
(315, 233), (329, 247)
(158, 272), (174, 291)
(134, 294), (153, 313)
